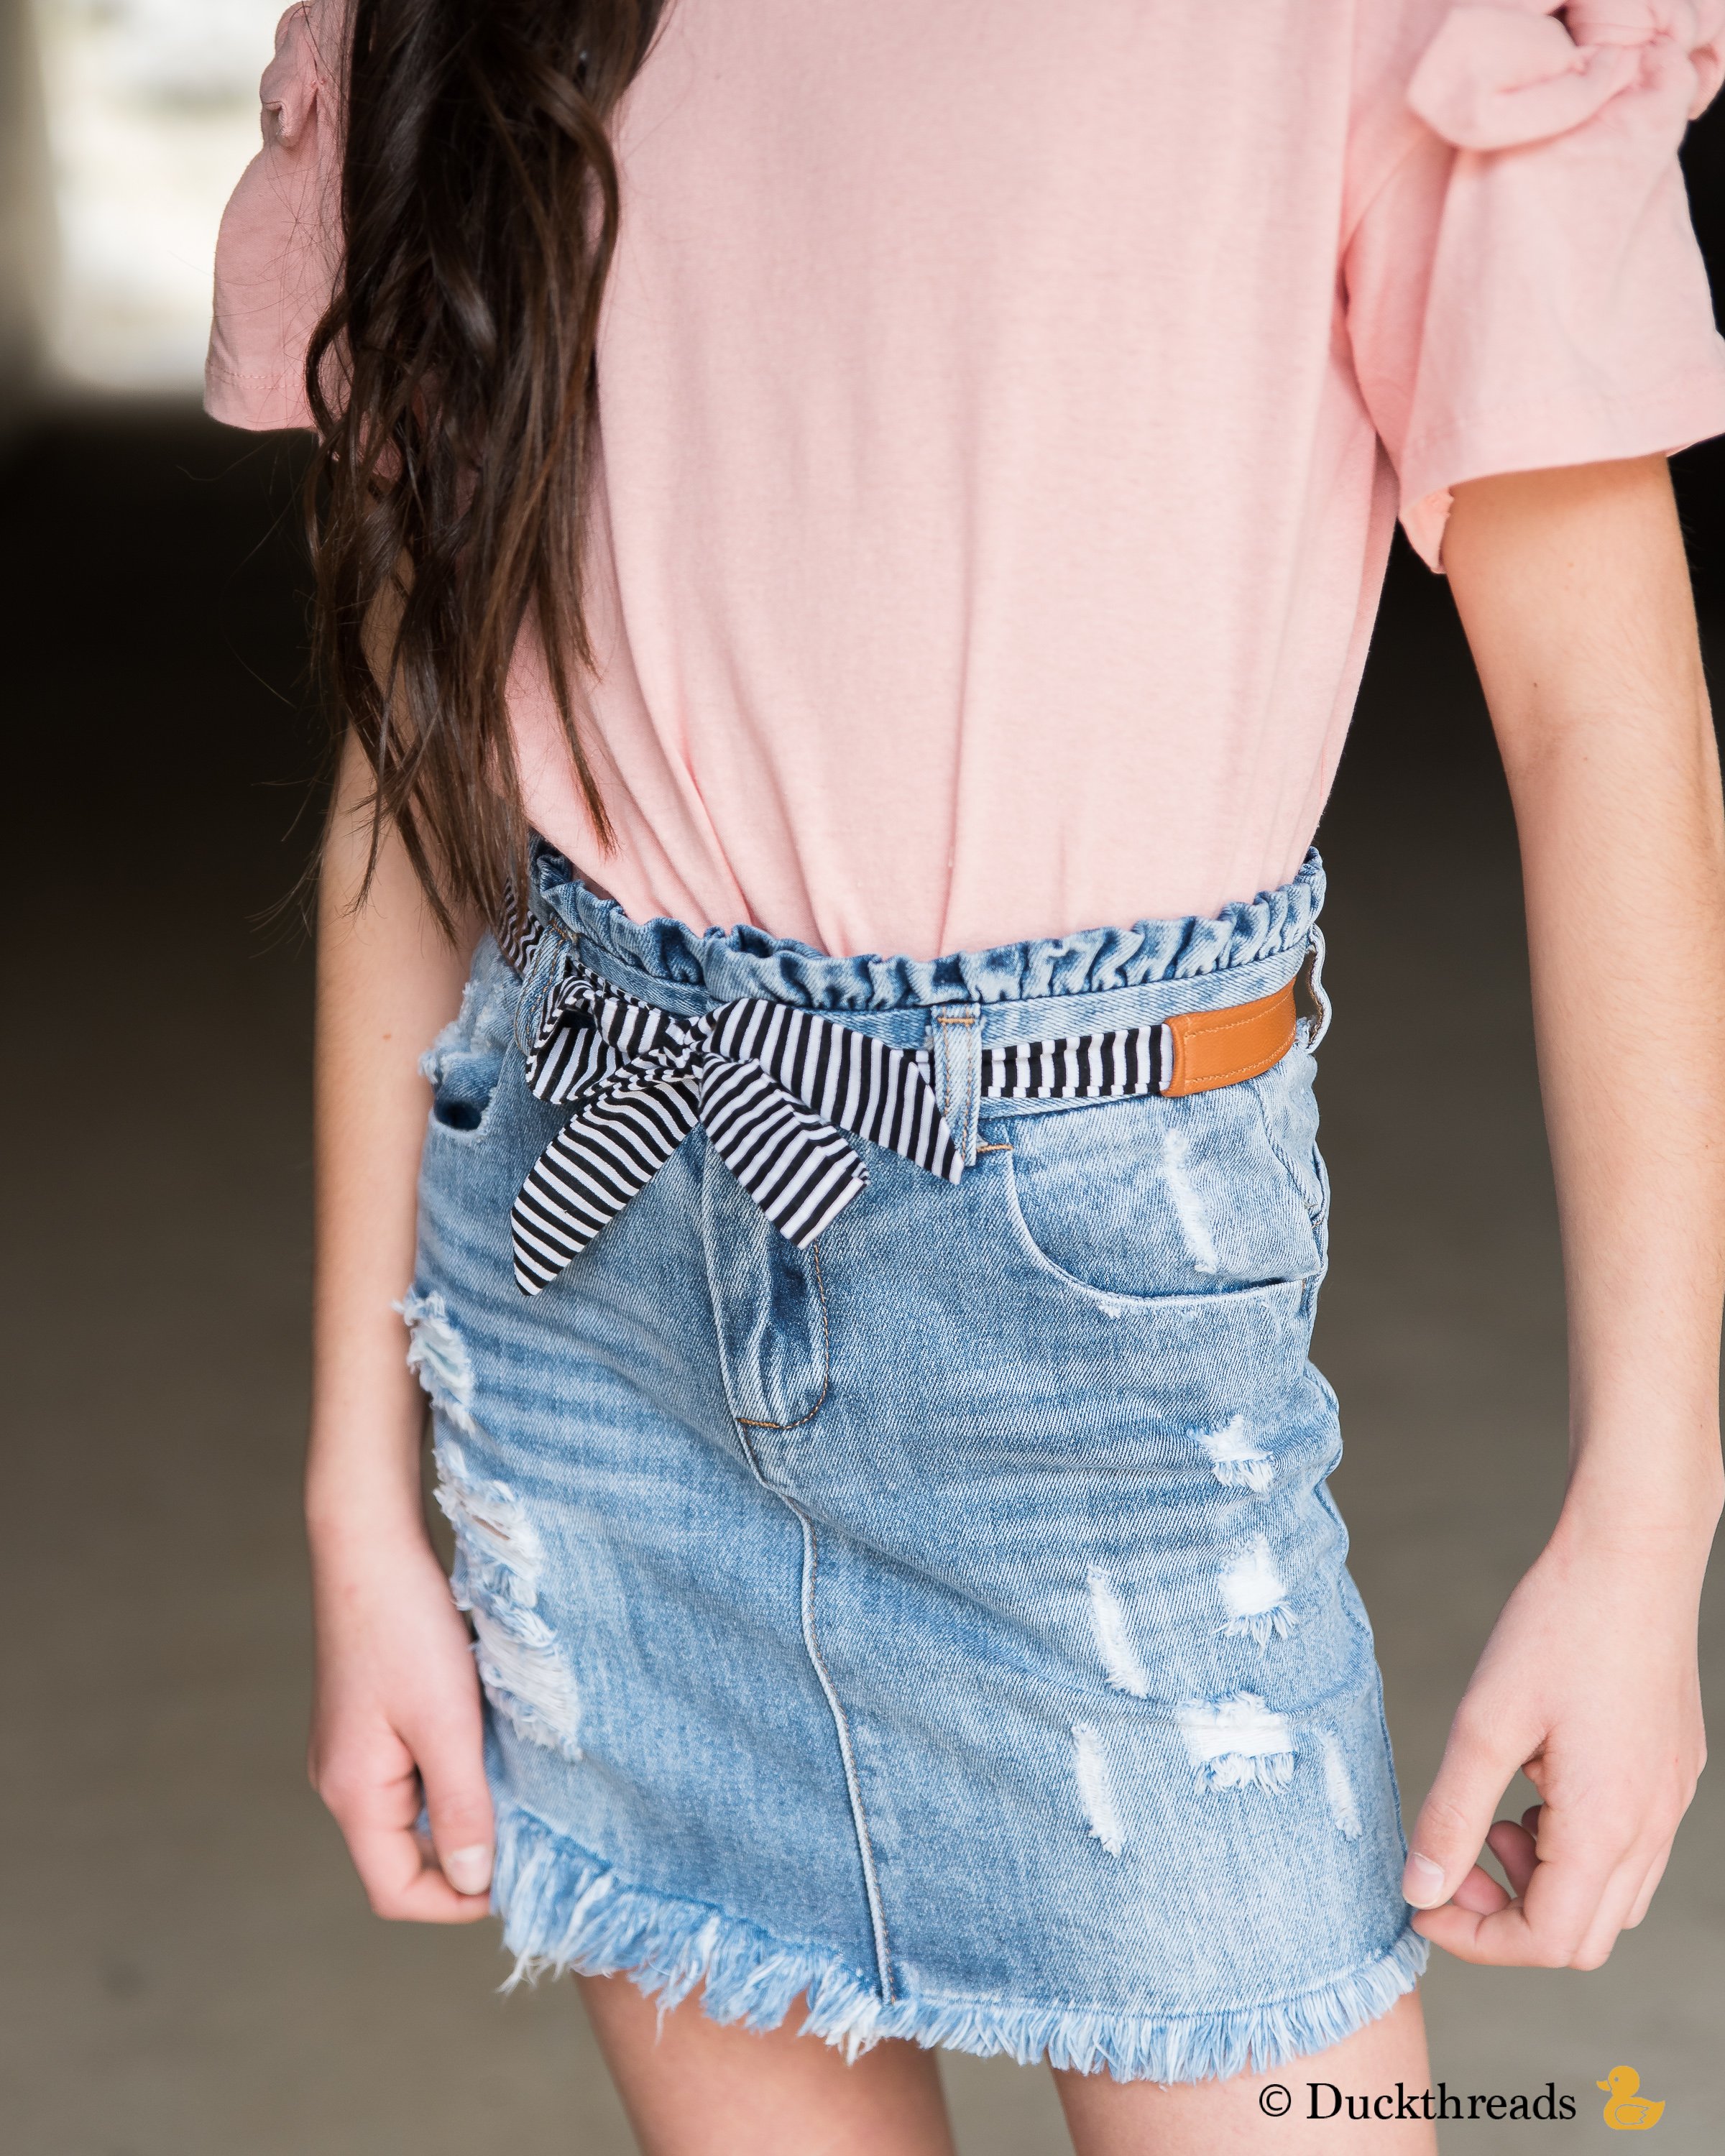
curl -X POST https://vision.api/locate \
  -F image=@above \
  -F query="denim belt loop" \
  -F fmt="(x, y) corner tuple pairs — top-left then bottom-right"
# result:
(929, 1003), (984, 1167)
(1300, 926), (1333, 1053)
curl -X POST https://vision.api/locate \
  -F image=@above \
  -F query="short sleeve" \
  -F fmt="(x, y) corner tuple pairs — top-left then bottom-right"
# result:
(204, 1), (346, 432)
(1346, 0), (1725, 569)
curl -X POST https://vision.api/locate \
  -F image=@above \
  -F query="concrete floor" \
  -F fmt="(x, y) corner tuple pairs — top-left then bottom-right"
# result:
(3, 406), (1722, 2154)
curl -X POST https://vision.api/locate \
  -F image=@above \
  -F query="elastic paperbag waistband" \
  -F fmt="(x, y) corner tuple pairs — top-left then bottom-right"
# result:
(495, 853), (1327, 1292)
(521, 842), (1322, 1050)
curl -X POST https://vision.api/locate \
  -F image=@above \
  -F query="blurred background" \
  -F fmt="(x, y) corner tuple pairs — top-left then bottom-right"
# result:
(2, 4), (1724, 2151)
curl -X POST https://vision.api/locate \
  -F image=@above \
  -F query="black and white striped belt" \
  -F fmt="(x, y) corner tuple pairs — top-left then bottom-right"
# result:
(497, 905), (1300, 1296)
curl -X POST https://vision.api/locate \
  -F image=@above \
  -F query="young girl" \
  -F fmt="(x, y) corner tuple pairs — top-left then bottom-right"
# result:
(208, 3), (1725, 2148)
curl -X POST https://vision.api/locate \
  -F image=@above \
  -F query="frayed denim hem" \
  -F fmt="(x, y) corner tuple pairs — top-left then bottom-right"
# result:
(492, 1805), (1430, 2084)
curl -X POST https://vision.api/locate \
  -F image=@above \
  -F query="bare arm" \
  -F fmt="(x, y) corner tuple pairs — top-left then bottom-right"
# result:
(1404, 455), (1725, 1966)
(305, 732), (494, 1919)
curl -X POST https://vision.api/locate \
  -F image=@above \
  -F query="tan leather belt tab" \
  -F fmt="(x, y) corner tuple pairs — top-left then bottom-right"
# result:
(1162, 983), (1298, 1097)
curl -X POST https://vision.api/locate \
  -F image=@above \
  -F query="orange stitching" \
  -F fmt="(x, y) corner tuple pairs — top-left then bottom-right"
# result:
(734, 1239), (832, 1431)
(1175, 995), (1292, 1043)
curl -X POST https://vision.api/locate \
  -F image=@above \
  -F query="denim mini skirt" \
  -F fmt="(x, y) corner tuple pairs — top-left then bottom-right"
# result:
(405, 844), (1426, 2083)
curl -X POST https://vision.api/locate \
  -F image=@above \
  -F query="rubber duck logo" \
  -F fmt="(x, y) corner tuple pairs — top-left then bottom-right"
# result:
(1598, 2066), (1665, 2131)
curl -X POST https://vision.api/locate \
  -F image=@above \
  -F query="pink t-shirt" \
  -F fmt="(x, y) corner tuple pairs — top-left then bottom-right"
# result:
(208, 0), (1725, 959)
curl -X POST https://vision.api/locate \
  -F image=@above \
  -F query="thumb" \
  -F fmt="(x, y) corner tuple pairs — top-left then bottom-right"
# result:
(1403, 1712), (1521, 1909)
(413, 1708), (497, 1902)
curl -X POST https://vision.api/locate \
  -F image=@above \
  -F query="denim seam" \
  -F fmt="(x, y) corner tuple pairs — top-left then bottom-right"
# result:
(733, 1242), (832, 1431)
(1248, 1068), (1328, 1238)
(732, 1429), (896, 2004)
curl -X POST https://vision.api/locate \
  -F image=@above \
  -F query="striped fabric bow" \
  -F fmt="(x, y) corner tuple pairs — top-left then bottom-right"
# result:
(510, 955), (963, 1294)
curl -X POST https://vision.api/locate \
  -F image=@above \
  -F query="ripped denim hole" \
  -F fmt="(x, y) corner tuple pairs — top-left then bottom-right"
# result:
(1217, 1535), (1296, 1646)
(432, 1438), (584, 1761)
(1161, 1127), (1218, 1275)
(1071, 1723), (1126, 1856)
(398, 1290), (479, 1435)
(1197, 1415), (1274, 1494)
(1318, 1729), (1363, 1840)
(1176, 1693), (1296, 1795)
(1085, 1565), (1151, 1697)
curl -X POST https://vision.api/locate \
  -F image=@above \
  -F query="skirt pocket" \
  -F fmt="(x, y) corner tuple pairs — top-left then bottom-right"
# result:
(988, 1082), (1322, 1305)
(420, 934), (523, 1145)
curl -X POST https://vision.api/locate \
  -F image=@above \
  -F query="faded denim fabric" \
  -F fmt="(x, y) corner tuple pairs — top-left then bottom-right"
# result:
(405, 845), (1425, 2083)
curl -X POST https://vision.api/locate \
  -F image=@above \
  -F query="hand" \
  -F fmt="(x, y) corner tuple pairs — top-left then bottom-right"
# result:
(1402, 1515), (1708, 1968)
(308, 1522), (495, 1922)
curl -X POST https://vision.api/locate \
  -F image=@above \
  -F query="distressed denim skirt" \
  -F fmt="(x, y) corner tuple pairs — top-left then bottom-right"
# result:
(405, 843), (1426, 2083)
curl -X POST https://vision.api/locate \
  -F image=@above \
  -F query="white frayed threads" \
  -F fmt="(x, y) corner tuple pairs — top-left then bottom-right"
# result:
(1218, 1536), (1296, 1646)
(433, 1440), (546, 1607)
(399, 1289), (479, 1434)
(1072, 1724), (1126, 1856)
(1319, 1730), (1363, 1840)
(1176, 1693), (1296, 1795)
(1086, 1566), (1151, 1697)
(1197, 1416), (1274, 1494)
(1161, 1128), (1218, 1275)
(435, 1439), (583, 1761)
(470, 1603), (584, 1761)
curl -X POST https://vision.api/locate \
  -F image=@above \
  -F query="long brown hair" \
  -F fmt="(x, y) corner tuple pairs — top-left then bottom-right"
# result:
(305, 0), (666, 928)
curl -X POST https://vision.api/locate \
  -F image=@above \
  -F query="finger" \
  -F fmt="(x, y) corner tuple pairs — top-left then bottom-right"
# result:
(1414, 1820), (1617, 1968)
(345, 1812), (494, 1923)
(1411, 1892), (1538, 1965)
(1442, 1818), (1540, 1924)
(322, 1733), (490, 1925)
(1624, 1843), (1673, 1930)
(1571, 1847), (1662, 1971)
(1486, 1817), (1538, 1899)
(1450, 1862), (1512, 1915)
(1403, 1713), (1524, 1909)
(414, 1711), (497, 1901)
(1514, 1797), (1658, 1969)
